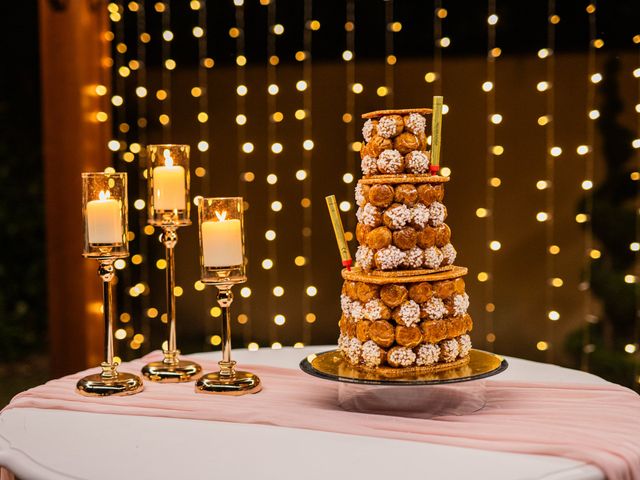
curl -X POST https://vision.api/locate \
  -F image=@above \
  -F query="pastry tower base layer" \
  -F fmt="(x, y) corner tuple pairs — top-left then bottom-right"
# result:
(339, 267), (472, 375)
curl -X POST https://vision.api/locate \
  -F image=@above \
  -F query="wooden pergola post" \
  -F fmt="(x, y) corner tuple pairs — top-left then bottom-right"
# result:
(39, 0), (111, 376)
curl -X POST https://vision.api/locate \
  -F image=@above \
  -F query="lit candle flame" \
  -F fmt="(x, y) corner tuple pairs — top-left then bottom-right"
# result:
(163, 149), (174, 167)
(215, 210), (227, 222)
(98, 190), (111, 201)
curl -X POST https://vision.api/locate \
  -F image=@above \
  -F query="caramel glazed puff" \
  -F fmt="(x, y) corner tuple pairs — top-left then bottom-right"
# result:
(338, 278), (472, 368)
(360, 113), (430, 177)
(355, 181), (456, 271)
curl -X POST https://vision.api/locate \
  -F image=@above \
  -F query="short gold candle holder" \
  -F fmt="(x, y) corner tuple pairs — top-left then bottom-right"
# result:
(141, 144), (202, 383)
(78, 172), (143, 397)
(195, 197), (261, 395)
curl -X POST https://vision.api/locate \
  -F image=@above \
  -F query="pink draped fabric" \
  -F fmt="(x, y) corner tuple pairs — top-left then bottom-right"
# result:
(4, 352), (640, 480)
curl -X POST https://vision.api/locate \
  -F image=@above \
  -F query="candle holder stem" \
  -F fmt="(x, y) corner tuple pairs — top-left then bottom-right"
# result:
(195, 283), (262, 395)
(141, 226), (202, 382)
(76, 260), (144, 396)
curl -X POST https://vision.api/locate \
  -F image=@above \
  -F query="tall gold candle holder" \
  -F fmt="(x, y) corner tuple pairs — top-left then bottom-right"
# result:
(195, 197), (261, 395)
(77, 172), (144, 396)
(141, 144), (202, 382)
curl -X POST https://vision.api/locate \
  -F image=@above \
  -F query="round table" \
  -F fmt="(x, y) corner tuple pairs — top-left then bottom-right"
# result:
(0, 347), (604, 480)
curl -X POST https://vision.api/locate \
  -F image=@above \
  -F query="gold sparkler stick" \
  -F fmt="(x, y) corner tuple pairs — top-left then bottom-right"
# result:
(325, 195), (352, 270)
(430, 95), (443, 174)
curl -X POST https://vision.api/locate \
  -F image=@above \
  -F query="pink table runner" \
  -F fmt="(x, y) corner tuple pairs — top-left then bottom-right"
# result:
(4, 352), (640, 480)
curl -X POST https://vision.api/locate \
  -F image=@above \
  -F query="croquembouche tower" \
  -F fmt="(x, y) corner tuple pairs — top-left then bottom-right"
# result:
(336, 98), (473, 375)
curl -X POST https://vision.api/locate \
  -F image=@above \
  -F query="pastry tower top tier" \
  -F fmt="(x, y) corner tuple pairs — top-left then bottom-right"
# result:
(355, 107), (456, 274)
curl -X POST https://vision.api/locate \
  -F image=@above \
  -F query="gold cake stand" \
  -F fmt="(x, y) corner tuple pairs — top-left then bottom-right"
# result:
(300, 349), (507, 386)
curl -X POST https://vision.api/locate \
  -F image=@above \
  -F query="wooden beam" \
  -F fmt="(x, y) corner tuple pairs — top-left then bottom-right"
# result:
(40, 0), (112, 376)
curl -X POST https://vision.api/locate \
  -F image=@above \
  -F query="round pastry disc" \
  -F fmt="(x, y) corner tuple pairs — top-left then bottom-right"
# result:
(300, 349), (507, 386)
(362, 107), (432, 119)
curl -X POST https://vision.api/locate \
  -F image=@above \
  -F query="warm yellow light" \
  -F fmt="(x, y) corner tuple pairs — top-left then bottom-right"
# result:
(95, 84), (108, 96)
(536, 212), (548, 222)
(236, 55), (247, 66)
(115, 329), (127, 340)
(295, 51), (306, 61)
(590, 73), (602, 84)
(268, 84), (279, 95)
(156, 89), (168, 100)
(242, 142), (254, 153)
(491, 145), (504, 156)
(488, 14), (498, 25)
(537, 115), (550, 126)
(625, 275), (637, 284)
(108, 140), (120, 151)
(424, 72), (437, 83)
(586, 4), (596, 13)
(296, 169), (308, 181)
(296, 80), (308, 91)
(342, 50), (353, 61)
(632, 139), (640, 149)
(274, 315), (286, 326)
(294, 342), (304, 349)
(240, 287), (252, 298)
(351, 141), (362, 152)
(140, 32), (151, 43)
(197, 141), (209, 152)
(590, 249), (601, 259)
(271, 201), (282, 212)
(548, 310), (560, 321)
(440, 37), (451, 48)
(295, 256), (306, 266)
(489, 177), (501, 187)
(237, 314), (248, 324)
(390, 21), (402, 32)
(271, 142), (283, 154)
(490, 113), (502, 124)
(273, 23), (284, 35)
(194, 280), (205, 291)
(265, 230), (276, 241)
(96, 112), (108, 122)
(209, 335), (222, 346)
(489, 240), (501, 251)
(549, 14), (560, 24)
(550, 146), (562, 157)
(339, 201), (351, 212)
(266, 174), (278, 185)
(305, 313), (317, 323)
(476, 208), (488, 218)
(352, 83), (363, 94)
(538, 48), (551, 59)
(237, 85), (248, 96)
(575, 213), (588, 224)
(302, 139), (314, 151)
(551, 278), (564, 288)
(477, 272), (489, 282)
(295, 109), (306, 120)
(593, 39), (603, 49)
(537, 341), (549, 351)
(111, 95), (123, 107)
(203, 58), (214, 68)
(273, 286), (284, 297)
(625, 344), (637, 354)
(162, 30), (173, 41)
(536, 180), (549, 190)
(343, 173), (354, 183)
(589, 110), (600, 120)
(537, 81), (550, 92)
(173, 286), (183, 297)
(210, 307), (222, 317)
(197, 112), (208, 123)
(242, 172), (255, 182)
(549, 245), (560, 255)
(582, 180), (593, 190)
(386, 55), (396, 65)
(631, 242), (640, 252)
(309, 20), (321, 30)
(114, 259), (126, 270)
(236, 114), (247, 125)
(248, 342), (259, 351)
(482, 81), (493, 92)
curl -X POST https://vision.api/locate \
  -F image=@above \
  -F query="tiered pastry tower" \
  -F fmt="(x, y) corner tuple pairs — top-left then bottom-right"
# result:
(338, 107), (473, 374)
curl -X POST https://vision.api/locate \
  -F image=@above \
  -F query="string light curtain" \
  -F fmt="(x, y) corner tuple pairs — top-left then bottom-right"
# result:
(342, 0), (356, 240)
(383, 0), (394, 108)
(580, 1), (598, 371)
(633, 30), (640, 389)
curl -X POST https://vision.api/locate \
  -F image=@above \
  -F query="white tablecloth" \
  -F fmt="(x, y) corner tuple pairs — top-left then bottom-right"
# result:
(0, 347), (605, 480)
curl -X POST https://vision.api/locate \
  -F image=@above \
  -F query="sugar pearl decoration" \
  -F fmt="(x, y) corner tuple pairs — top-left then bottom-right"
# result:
(441, 243), (457, 265)
(410, 203), (430, 229)
(355, 245), (374, 270)
(453, 293), (470, 316)
(355, 183), (366, 207)
(423, 246), (444, 269)
(439, 338), (459, 363)
(338, 333), (349, 353)
(377, 149), (404, 174)
(428, 201), (447, 227)
(340, 294), (352, 317)
(388, 347), (416, 367)
(415, 343), (441, 366)
(403, 246), (424, 269)
(404, 113), (426, 135)
(362, 119), (376, 142)
(361, 155), (379, 176)
(345, 337), (362, 364)
(384, 204), (410, 229)
(364, 299), (386, 321)
(398, 300), (421, 327)
(405, 151), (430, 174)
(350, 300), (365, 321)
(377, 116), (400, 138)
(362, 340), (384, 367)
(375, 245), (405, 270)
(458, 334), (472, 358)
(356, 203), (380, 227)
(423, 296), (447, 320)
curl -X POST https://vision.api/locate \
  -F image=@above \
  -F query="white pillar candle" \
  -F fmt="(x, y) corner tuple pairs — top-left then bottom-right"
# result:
(201, 214), (243, 267)
(153, 154), (186, 211)
(87, 191), (122, 244)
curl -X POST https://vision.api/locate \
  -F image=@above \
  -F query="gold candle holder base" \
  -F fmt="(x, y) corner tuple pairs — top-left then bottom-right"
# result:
(196, 370), (262, 395)
(77, 364), (144, 397)
(142, 352), (202, 383)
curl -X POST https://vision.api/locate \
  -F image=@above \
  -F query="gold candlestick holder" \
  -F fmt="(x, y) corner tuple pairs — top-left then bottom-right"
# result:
(141, 144), (202, 383)
(77, 172), (143, 396)
(195, 197), (261, 395)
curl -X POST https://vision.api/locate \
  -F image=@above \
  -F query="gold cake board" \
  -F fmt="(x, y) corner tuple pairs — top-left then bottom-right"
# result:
(300, 349), (507, 386)
(342, 265), (467, 285)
